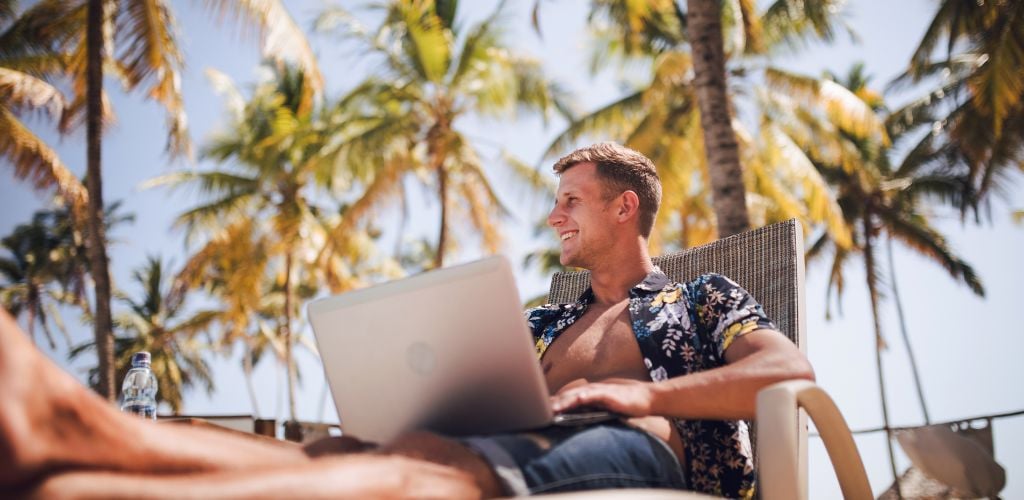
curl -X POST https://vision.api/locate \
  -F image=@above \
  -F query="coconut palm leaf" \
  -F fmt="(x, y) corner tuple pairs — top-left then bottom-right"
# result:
(966, 3), (1024, 135)
(759, 0), (852, 52)
(116, 0), (189, 156)
(909, 0), (988, 73)
(0, 107), (87, 211)
(877, 209), (983, 296)
(201, 0), (324, 100)
(543, 90), (645, 158)
(765, 67), (888, 144)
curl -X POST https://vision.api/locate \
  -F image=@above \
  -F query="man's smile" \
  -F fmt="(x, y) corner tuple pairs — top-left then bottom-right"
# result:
(560, 230), (578, 241)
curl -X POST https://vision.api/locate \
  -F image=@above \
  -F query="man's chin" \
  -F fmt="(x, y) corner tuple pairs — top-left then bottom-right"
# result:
(559, 255), (575, 268)
(559, 253), (584, 269)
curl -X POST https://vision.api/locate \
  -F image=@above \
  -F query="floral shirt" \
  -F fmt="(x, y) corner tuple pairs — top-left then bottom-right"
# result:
(526, 269), (776, 499)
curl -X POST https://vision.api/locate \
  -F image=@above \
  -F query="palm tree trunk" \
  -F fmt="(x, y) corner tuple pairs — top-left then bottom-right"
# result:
(686, 0), (750, 238)
(435, 166), (448, 269)
(888, 236), (930, 424)
(85, 0), (115, 401)
(26, 301), (37, 346)
(282, 251), (297, 422)
(863, 215), (902, 499)
(243, 344), (261, 418)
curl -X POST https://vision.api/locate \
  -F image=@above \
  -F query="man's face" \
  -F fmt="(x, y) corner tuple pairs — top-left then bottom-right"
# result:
(547, 162), (618, 269)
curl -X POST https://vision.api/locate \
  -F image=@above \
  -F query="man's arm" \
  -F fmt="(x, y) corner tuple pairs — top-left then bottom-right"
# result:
(550, 328), (814, 420)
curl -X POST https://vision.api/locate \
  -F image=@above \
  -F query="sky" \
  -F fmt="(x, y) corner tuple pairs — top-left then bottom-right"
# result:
(1, 0), (1022, 498)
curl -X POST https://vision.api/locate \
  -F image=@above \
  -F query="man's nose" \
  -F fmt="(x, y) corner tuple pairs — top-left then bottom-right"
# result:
(547, 206), (564, 228)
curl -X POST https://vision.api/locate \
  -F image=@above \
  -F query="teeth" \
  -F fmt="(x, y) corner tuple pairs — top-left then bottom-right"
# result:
(561, 231), (577, 241)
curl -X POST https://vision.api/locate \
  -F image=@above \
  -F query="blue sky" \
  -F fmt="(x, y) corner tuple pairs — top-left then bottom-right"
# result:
(1, 0), (1022, 497)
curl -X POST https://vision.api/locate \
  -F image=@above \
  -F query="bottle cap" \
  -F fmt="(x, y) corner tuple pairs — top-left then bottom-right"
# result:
(131, 351), (152, 368)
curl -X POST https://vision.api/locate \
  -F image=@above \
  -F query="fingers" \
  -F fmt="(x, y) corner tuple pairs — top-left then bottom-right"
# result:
(550, 381), (654, 416)
(551, 386), (605, 413)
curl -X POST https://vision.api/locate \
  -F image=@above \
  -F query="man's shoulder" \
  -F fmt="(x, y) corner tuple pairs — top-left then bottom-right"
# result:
(524, 302), (573, 320)
(680, 273), (743, 293)
(637, 272), (728, 294)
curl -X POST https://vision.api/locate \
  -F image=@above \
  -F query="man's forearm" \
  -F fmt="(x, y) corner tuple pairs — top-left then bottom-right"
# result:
(649, 331), (815, 420)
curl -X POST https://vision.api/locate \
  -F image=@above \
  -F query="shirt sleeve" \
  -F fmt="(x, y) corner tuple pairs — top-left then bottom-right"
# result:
(688, 273), (777, 359)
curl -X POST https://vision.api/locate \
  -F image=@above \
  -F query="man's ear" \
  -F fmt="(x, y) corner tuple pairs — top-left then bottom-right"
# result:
(617, 190), (640, 223)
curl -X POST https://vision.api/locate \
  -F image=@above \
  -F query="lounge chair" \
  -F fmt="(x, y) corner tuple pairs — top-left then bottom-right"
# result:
(544, 218), (872, 500)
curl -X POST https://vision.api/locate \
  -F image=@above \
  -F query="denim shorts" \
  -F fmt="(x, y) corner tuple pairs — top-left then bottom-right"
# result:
(461, 420), (687, 496)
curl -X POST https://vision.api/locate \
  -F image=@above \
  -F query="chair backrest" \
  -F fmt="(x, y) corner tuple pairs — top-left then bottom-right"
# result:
(546, 218), (808, 483)
(548, 218), (805, 351)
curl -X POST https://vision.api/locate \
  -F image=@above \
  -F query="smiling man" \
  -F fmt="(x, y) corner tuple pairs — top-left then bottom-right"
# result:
(479, 142), (816, 498)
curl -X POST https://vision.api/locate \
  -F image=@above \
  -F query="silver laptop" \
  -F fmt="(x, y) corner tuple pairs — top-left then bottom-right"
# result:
(308, 256), (555, 444)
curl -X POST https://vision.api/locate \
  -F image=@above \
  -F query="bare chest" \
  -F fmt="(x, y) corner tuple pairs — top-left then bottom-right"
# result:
(541, 300), (649, 394)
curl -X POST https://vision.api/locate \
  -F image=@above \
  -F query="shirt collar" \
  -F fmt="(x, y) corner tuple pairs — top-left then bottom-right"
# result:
(633, 266), (670, 293)
(575, 266), (670, 305)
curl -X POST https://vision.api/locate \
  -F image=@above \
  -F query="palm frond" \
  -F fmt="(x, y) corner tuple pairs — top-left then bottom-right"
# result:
(760, 0), (852, 53)
(205, 68), (246, 122)
(450, 0), (503, 85)
(543, 90), (645, 159)
(202, 0), (324, 98)
(170, 309), (221, 337)
(0, 106), (87, 212)
(887, 54), (977, 92)
(909, 0), (981, 74)
(115, 0), (190, 158)
(392, 0), (450, 83)
(321, 154), (405, 262)
(0, 0), (81, 62)
(0, 67), (66, 119)
(879, 208), (984, 296)
(172, 191), (259, 236)
(966, 3), (1024, 135)
(765, 67), (889, 144)
(762, 124), (852, 248)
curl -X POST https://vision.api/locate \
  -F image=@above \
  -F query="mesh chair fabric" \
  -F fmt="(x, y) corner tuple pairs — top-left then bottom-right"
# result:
(547, 218), (804, 349)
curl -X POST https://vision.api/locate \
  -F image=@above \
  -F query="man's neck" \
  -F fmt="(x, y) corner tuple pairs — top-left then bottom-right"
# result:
(587, 241), (655, 305)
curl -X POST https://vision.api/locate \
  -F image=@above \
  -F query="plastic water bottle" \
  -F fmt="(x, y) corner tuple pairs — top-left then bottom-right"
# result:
(120, 351), (158, 419)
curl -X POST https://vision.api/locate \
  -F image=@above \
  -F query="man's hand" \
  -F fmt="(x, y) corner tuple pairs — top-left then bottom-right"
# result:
(550, 378), (658, 417)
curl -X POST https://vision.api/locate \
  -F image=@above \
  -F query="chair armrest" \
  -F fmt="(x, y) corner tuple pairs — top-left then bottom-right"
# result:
(756, 380), (872, 500)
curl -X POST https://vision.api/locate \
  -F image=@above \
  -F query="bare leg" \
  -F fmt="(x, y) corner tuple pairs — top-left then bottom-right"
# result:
(1, 308), (493, 497)
(0, 309), (310, 489)
(25, 455), (480, 499)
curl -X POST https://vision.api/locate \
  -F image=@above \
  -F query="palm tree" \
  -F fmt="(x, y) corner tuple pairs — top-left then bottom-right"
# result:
(70, 256), (218, 413)
(795, 65), (985, 498)
(0, 0), (87, 215)
(148, 64), (395, 422)
(172, 219), (272, 416)
(891, 0), (1024, 218)
(0, 208), (86, 348)
(316, 0), (567, 268)
(546, 0), (853, 251)
(60, 0), (326, 400)
(0, 201), (132, 350)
